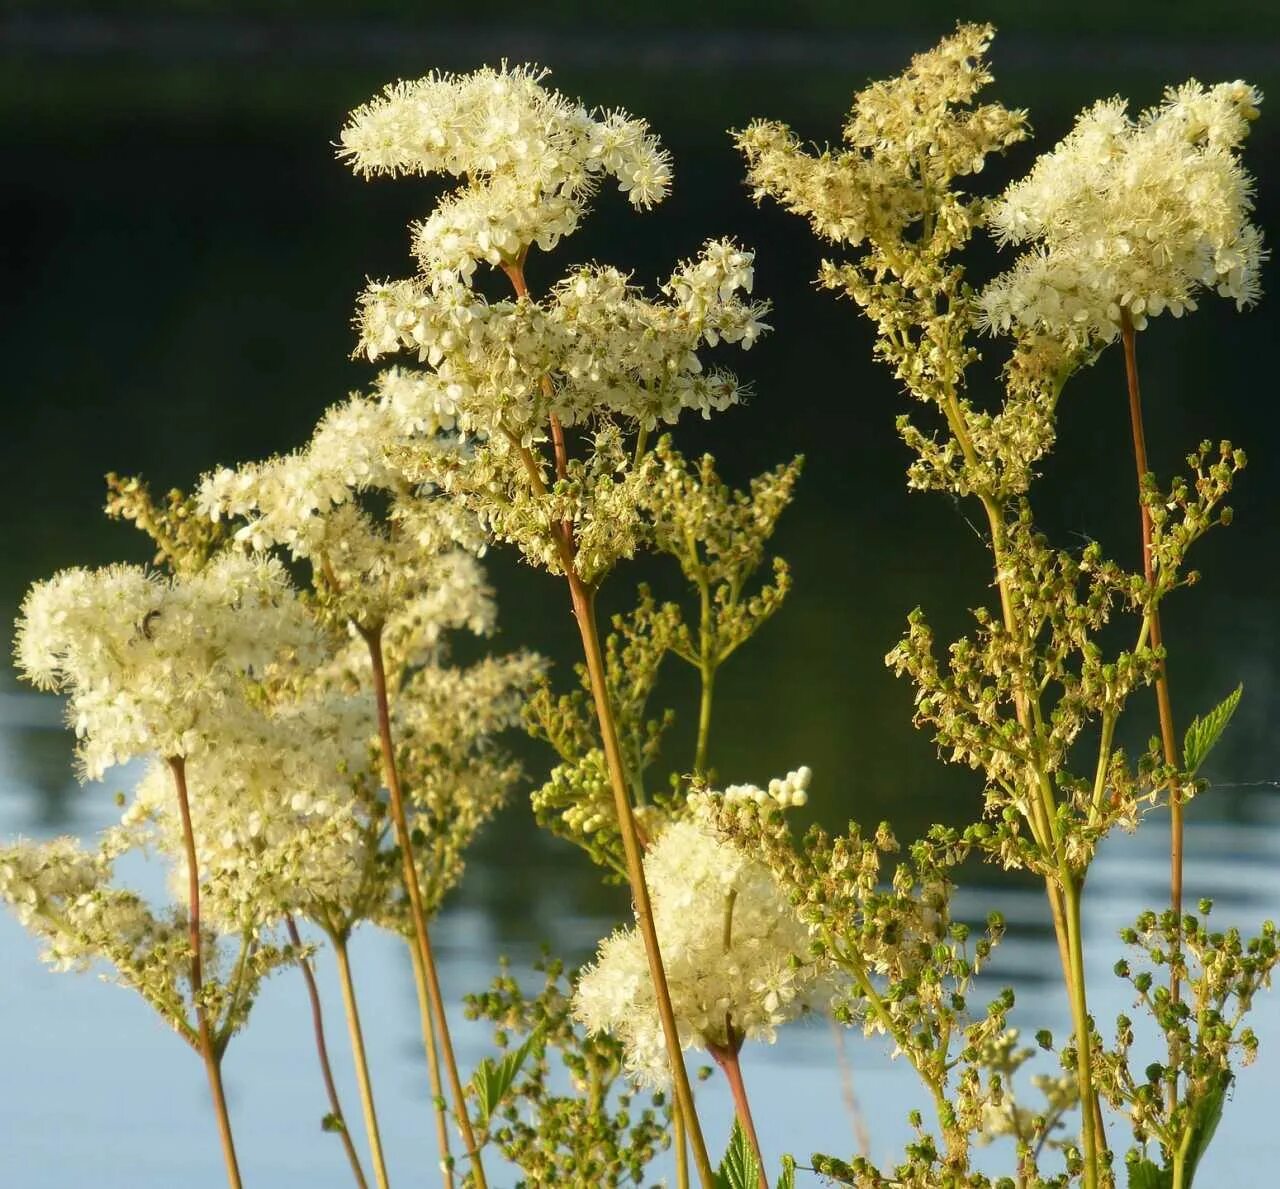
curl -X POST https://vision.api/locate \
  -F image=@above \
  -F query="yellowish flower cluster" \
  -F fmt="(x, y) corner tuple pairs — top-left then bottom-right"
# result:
(354, 241), (765, 441)
(339, 64), (671, 286)
(737, 24), (1027, 252)
(980, 81), (1265, 346)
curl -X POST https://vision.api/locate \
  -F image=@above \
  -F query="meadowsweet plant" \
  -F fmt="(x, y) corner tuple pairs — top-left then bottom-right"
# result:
(337, 63), (783, 1188)
(2, 28), (1274, 1189)
(741, 21), (1271, 1189)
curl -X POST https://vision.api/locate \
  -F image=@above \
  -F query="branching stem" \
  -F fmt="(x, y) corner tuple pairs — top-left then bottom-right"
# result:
(1120, 310), (1185, 1079)
(502, 254), (717, 1188)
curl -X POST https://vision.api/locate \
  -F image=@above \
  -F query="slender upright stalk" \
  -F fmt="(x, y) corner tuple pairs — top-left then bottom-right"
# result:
(285, 916), (369, 1189)
(673, 1098), (690, 1189)
(565, 573), (716, 1186)
(501, 255), (717, 1188)
(167, 757), (243, 1189)
(333, 936), (392, 1189)
(1063, 877), (1100, 1189)
(694, 574), (716, 776)
(936, 388), (1107, 1161)
(407, 937), (456, 1187)
(1120, 310), (1184, 1033)
(710, 1041), (769, 1189)
(361, 625), (488, 1188)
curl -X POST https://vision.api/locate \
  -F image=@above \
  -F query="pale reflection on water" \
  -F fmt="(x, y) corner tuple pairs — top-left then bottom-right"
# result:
(2, 697), (1277, 1188)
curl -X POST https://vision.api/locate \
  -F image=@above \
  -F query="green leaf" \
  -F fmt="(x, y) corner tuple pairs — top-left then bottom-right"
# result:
(1128, 1158), (1170, 1189)
(320, 1112), (346, 1134)
(1181, 1074), (1229, 1185)
(715, 1121), (761, 1189)
(1125, 1075), (1229, 1189)
(777, 1153), (797, 1189)
(469, 1031), (538, 1126)
(1183, 684), (1243, 779)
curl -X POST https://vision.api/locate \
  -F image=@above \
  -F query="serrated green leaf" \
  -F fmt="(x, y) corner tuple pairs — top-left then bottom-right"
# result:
(1128, 1158), (1170, 1189)
(715, 1120), (761, 1189)
(1181, 1074), (1229, 1185)
(469, 1030), (538, 1126)
(1183, 684), (1243, 779)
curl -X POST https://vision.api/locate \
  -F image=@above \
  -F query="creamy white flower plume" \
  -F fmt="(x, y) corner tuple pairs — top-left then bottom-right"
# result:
(573, 785), (825, 1085)
(980, 80), (1265, 346)
(339, 64), (671, 286)
(14, 553), (321, 779)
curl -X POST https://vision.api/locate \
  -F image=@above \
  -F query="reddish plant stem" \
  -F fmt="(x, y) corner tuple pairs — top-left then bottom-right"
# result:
(361, 625), (488, 1187)
(285, 915), (370, 1189)
(1120, 312), (1185, 1050)
(499, 253), (716, 1187)
(167, 756), (243, 1189)
(710, 1039), (768, 1189)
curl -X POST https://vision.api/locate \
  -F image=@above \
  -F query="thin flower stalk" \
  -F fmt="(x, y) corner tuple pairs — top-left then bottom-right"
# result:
(500, 255), (718, 1188)
(286, 915), (370, 1189)
(1120, 309), (1186, 1040)
(362, 624), (487, 1187)
(407, 939), (456, 1189)
(333, 935), (392, 1189)
(709, 1041), (768, 1189)
(168, 756), (243, 1189)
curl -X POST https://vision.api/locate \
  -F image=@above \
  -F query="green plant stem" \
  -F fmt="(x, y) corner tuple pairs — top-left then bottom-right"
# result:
(938, 384), (1110, 1157)
(834, 936), (960, 1167)
(938, 392), (1076, 992)
(694, 572), (716, 776)
(1062, 877), (1100, 1189)
(406, 939), (456, 1189)
(501, 255), (717, 1189)
(1120, 310), (1185, 1090)
(333, 936), (392, 1189)
(167, 757), (243, 1189)
(362, 625), (488, 1188)
(710, 1041), (769, 1189)
(286, 916), (370, 1189)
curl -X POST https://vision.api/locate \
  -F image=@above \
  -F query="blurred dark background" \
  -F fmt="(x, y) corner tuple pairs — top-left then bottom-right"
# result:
(3, 0), (1279, 924)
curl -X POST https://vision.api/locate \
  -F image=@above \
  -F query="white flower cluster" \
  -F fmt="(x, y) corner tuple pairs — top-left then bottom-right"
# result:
(126, 697), (373, 934)
(722, 765), (811, 810)
(339, 64), (671, 286)
(14, 554), (320, 779)
(355, 240), (767, 439)
(196, 384), (491, 635)
(980, 80), (1265, 346)
(572, 793), (825, 1085)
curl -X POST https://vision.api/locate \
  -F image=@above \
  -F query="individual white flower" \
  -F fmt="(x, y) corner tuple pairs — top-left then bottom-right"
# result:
(980, 80), (1265, 347)
(573, 804), (825, 1085)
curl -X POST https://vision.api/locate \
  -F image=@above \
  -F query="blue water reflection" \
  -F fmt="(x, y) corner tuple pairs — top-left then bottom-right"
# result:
(3, 695), (1277, 1187)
